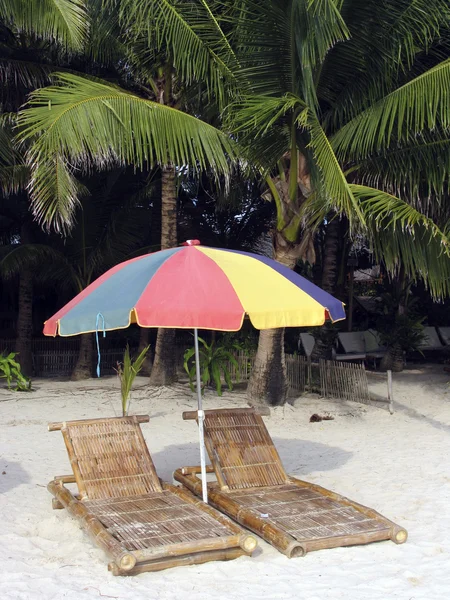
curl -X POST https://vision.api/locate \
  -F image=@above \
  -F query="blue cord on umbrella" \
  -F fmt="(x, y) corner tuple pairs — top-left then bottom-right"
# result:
(95, 312), (106, 378)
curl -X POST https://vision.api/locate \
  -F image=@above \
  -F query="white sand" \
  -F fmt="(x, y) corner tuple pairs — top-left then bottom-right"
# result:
(1, 367), (450, 600)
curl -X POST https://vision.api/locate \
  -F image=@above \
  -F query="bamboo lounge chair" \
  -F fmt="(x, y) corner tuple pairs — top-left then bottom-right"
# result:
(174, 408), (407, 558)
(47, 415), (257, 576)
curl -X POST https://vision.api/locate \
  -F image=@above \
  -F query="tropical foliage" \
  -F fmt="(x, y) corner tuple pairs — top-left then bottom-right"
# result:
(0, 0), (450, 403)
(0, 350), (31, 390)
(116, 344), (150, 415)
(184, 337), (240, 396)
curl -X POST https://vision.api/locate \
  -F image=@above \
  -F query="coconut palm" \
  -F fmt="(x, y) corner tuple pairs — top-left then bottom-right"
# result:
(0, 0), (88, 110)
(1, 170), (153, 378)
(223, 0), (450, 404)
(17, 0), (450, 403)
(15, 0), (239, 384)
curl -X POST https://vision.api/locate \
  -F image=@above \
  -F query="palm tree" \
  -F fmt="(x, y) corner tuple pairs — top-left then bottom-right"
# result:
(0, 0), (88, 110)
(15, 0), (239, 383)
(1, 171), (153, 378)
(17, 1), (450, 403)
(223, 0), (450, 404)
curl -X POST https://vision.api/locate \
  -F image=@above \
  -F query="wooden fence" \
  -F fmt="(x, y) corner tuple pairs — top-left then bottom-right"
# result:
(286, 354), (308, 395)
(226, 351), (307, 395)
(2, 338), (374, 406)
(0, 338), (137, 377)
(319, 359), (371, 404)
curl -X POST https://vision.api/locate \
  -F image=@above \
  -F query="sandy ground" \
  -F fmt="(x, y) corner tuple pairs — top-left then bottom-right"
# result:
(1, 366), (449, 600)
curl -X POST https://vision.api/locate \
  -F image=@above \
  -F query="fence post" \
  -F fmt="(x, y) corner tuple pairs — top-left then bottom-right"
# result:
(387, 370), (394, 414)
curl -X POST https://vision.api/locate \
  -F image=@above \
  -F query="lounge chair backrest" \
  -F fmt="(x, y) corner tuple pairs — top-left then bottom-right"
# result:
(299, 333), (315, 357)
(338, 332), (365, 354)
(184, 408), (288, 490)
(363, 329), (385, 352)
(418, 327), (443, 350)
(438, 327), (450, 346)
(51, 415), (162, 500)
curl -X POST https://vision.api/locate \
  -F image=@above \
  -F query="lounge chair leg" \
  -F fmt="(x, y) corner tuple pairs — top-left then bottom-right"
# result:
(390, 526), (408, 544)
(52, 498), (64, 510)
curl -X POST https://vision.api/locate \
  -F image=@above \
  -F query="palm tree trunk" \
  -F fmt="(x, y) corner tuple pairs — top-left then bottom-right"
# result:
(380, 343), (404, 372)
(247, 328), (287, 406)
(15, 268), (34, 377)
(311, 216), (341, 361)
(247, 237), (297, 406)
(71, 334), (94, 380)
(321, 215), (340, 294)
(310, 326), (336, 362)
(149, 165), (178, 386)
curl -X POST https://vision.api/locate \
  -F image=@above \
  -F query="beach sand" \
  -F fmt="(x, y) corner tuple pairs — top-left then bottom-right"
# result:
(1, 366), (449, 600)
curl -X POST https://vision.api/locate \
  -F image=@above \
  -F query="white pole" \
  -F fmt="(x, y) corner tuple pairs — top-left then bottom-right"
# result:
(194, 328), (208, 503)
(387, 369), (394, 415)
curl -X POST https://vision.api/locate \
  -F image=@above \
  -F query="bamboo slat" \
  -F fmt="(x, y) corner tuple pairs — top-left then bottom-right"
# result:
(176, 408), (407, 557)
(183, 408), (289, 490)
(60, 415), (163, 499)
(48, 415), (257, 575)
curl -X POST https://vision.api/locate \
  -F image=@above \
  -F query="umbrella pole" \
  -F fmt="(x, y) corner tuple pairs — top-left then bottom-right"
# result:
(194, 328), (208, 503)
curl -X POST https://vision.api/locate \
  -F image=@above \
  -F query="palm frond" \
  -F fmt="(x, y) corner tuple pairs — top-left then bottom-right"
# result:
(0, 0), (88, 50)
(86, 0), (124, 65)
(332, 59), (450, 159)
(0, 59), (54, 94)
(0, 116), (19, 165)
(114, 0), (239, 105)
(306, 112), (364, 226)
(0, 165), (29, 195)
(353, 135), (450, 200)
(0, 242), (74, 280)
(17, 73), (236, 230)
(351, 184), (450, 298)
(319, 0), (450, 125)
(230, 93), (305, 136)
(225, 0), (293, 96)
(292, 0), (349, 107)
(29, 155), (88, 233)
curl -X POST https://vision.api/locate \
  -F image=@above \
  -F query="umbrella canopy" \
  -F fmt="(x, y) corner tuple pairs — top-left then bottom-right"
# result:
(44, 240), (345, 336)
(43, 240), (345, 505)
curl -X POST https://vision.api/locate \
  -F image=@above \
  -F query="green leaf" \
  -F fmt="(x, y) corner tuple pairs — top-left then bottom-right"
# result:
(211, 361), (222, 396)
(351, 184), (450, 299)
(332, 59), (450, 159)
(115, 0), (239, 106)
(305, 112), (365, 227)
(0, 0), (88, 50)
(18, 73), (236, 231)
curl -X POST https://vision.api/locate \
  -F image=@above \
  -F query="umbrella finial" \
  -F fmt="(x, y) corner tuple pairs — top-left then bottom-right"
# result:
(182, 239), (201, 246)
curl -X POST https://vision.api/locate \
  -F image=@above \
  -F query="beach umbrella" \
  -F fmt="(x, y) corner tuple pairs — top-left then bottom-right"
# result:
(44, 240), (345, 502)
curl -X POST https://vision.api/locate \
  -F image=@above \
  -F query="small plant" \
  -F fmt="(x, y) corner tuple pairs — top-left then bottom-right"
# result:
(377, 314), (425, 372)
(0, 351), (31, 391)
(184, 337), (240, 396)
(115, 345), (150, 416)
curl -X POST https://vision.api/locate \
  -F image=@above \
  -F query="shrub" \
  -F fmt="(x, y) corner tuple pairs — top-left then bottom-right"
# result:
(184, 337), (239, 396)
(0, 351), (31, 391)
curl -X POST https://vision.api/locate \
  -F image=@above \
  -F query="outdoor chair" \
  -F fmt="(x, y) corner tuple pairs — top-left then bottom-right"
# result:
(363, 329), (387, 366)
(175, 408), (407, 558)
(438, 327), (450, 346)
(418, 327), (444, 352)
(299, 332), (315, 357)
(336, 332), (367, 362)
(48, 415), (257, 576)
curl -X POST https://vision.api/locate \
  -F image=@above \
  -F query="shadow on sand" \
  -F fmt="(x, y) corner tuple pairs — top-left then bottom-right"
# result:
(0, 459), (30, 493)
(151, 437), (353, 484)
